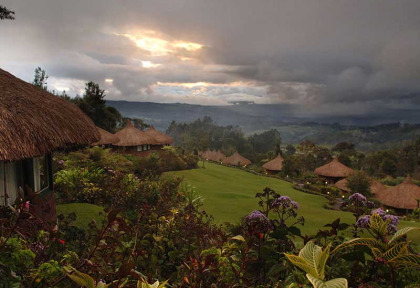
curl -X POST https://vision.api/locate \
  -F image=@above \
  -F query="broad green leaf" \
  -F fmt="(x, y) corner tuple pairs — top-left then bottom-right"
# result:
(317, 243), (331, 280)
(332, 238), (380, 254)
(324, 278), (348, 288)
(382, 242), (408, 261)
(395, 254), (420, 267)
(389, 227), (420, 244)
(307, 274), (327, 288)
(369, 213), (386, 236)
(284, 254), (317, 276)
(231, 235), (245, 242)
(299, 241), (321, 277)
(66, 268), (96, 288)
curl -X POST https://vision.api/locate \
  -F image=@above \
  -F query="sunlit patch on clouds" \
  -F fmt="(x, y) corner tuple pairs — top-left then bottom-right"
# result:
(153, 81), (269, 104)
(141, 61), (162, 68)
(115, 30), (203, 57)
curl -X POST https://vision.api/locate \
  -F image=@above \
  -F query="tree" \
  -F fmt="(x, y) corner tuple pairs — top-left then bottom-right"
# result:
(0, 5), (15, 20)
(75, 82), (122, 132)
(332, 142), (355, 152)
(346, 171), (371, 196)
(32, 67), (48, 90)
(274, 140), (281, 156)
(285, 144), (296, 156)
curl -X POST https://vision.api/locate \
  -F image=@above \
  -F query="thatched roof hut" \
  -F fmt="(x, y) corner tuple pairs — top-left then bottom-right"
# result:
(0, 69), (99, 161)
(314, 158), (354, 179)
(114, 120), (156, 146)
(262, 154), (284, 172)
(145, 125), (173, 145)
(375, 175), (420, 210)
(214, 150), (227, 162)
(93, 127), (120, 146)
(334, 178), (386, 195)
(224, 152), (251, 167)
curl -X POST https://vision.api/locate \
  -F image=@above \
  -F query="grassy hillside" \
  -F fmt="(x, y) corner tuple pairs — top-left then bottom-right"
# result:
(166, 162), (420, 241)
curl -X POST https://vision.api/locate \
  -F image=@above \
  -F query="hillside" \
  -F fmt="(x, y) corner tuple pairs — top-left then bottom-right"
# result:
(108, 100), (420, 150)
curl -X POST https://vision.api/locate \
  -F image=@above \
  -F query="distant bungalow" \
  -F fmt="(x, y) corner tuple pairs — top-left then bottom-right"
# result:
(375, 175), (420, 211)
(199, 149), (227, 163)
(334, 178), (386, 196)
(314, 158), (354, 183)
(262, 154), (284, 174)
(93, 126), (120, 147)
(224, 152), (251, 167)
(112, 121), (173, 156)
(113, 120), (157, 156)
(0, 68), (99, 224)
(144, 125), (174, 149)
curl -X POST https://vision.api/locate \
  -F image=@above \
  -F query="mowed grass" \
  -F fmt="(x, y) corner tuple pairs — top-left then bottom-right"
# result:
(166, 162), (420, 242)
(57, 203), (104, 230)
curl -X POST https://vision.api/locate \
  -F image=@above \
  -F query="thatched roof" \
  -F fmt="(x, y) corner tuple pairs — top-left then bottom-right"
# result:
(199, 149), (226, 162)
(114, 120), (157, 146)
(375, 175), (420, 210)
(145, 125), (173, 145)
(314, 158), (354, 178)
(224, 152), (251, 166)
(262, 154), (284, 171)
(0, 69), (99, 161)
(334, 178), (386, 195)
(93, 127), (119, 146)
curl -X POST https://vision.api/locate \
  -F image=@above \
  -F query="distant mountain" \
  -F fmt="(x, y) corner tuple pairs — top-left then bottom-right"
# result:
(107, 100), (420, 150)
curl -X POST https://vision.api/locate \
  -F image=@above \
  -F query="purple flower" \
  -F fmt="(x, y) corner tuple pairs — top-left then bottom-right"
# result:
(356, 215), (371, 228)
(291, 201), (299, 210)
(383, 214), (399, 226)
(349, 193), (367, 203)
(58, 160), (65, 165)
(245, 210), (272, 233)
(272, 196), (294, 209)
(371, 208), (386, 217)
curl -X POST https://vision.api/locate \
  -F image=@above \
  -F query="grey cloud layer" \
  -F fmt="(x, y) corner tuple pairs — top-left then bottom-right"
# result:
(1, 0), (420, 112)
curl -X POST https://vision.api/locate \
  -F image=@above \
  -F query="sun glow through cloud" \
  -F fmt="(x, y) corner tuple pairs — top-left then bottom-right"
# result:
(141, 61), (162, 68)
(116, 31), (203, 56)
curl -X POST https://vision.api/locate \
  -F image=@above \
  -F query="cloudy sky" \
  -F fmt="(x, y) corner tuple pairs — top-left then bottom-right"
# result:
(1, 0), (420, 114)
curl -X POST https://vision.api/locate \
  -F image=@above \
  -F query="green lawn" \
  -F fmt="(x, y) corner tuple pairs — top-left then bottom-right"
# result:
(57, 203), (104, 229)
(166, 162), (420, 241)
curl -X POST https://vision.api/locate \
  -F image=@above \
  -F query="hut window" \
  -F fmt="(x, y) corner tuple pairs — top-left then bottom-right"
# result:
(148, 144), (150, 150)
(33, 156), (49, 192)
(137, 145), (143, 152)
(143, 144), (147, 151)
(0, 162), (19, 206)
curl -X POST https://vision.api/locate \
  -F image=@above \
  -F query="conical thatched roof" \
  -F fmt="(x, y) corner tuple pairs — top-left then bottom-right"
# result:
(93, 126), (119, 146)
(0, 69), (99, 161)
(114, 120), (157, 146)
(370, 179), (387, 196)
(224, 152), (251, 166)
(145, 125), (173, 145)
(214, 150), (227, 162)
(314, 158), (354, 178)
(262, 154), (284, 171)
(375, 175), (420, 210)
(335, 177), (386, 195)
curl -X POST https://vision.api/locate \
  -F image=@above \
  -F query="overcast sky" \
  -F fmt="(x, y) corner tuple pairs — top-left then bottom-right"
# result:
(1, 0), (420, 115)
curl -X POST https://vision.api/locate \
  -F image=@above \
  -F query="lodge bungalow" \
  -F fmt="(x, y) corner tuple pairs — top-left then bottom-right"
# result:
(112, 121), (173, 157)
(0, 69), (99, 224)
(374, 175), (420, 212)
(314, 158), (354, 184)
(224, 152), (252, 167)
(262, 154), (284, 175)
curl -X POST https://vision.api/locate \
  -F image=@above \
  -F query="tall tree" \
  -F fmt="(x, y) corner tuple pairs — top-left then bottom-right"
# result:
(0, 5), (15, 20)
(32, 67), (48, 90)
(75, 82), (122, 132)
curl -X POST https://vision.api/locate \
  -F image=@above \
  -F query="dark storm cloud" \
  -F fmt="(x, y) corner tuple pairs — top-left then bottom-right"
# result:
(1, 0), (420, 112)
